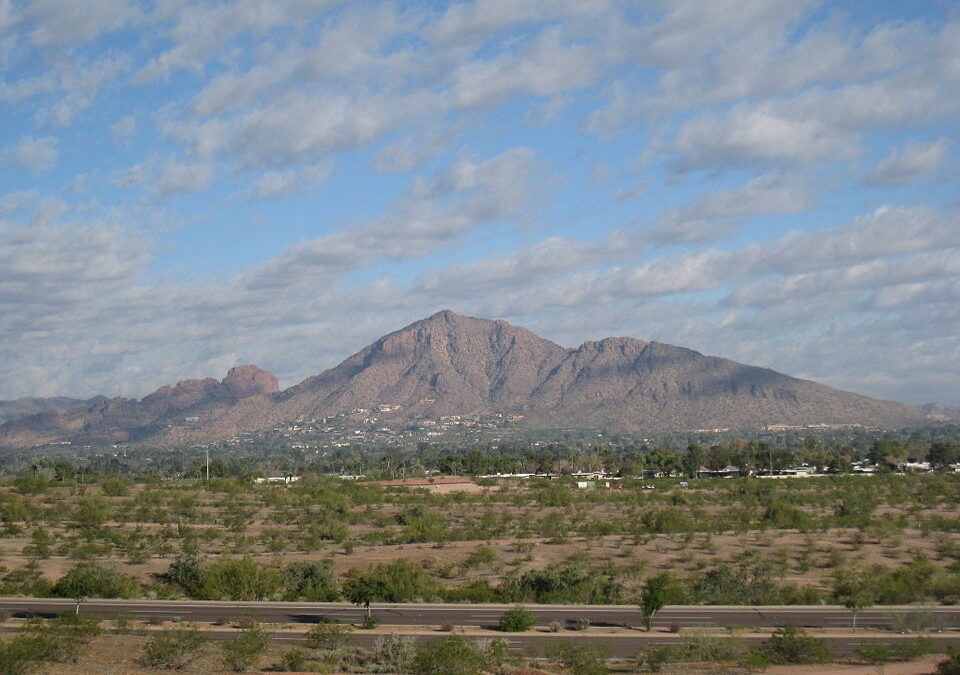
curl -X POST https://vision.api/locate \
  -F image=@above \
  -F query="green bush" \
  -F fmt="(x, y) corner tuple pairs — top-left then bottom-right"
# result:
(138, 625), (207, 669)
(757, 626), (831, 665)
(24, 614), (101, 663)
(498, 606), (535, 632)
(52, 562), (138, 600)
(221, 625), (270, 672)
(0, 636), (43, 675)
(372, 634), (416, 673)
(196, 557), (280, 601)
(544, 642), (609, 675)
(275, 649), (307, 672)
(412, 636), (484, 675)
(938, 647), (960, 675)
(305, 622), (352, 650)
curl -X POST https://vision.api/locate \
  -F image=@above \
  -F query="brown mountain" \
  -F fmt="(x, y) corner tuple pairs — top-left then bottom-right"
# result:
(0, 396), (105, 425)
(0, 310), (925, 448)
(0, 366), (278, 447)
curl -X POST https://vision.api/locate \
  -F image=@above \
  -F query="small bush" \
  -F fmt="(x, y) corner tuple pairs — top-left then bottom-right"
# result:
(0, 636), (43, 675)
(138, 625), (207, 669)
(372, 634), (416, 673)
(306, 622), (352, 650)
(412, 635), (484, 675)
(938, 647), (960, 675)
(757, 626), (831, 665)
(221, 625), (270, 672)
(275, 648), (307, 672)
(498, 606), (535, 632)
(545, 642), (609, 675)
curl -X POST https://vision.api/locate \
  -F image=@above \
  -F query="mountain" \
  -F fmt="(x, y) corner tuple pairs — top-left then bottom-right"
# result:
(0, 366), (278, 448)
(0, 310), (927, 448)
(921, 403), (960, 422)
(0, 396), (106, 424)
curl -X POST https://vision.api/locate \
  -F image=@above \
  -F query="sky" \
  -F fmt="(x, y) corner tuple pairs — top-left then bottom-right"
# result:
(0, 0), (958, 407)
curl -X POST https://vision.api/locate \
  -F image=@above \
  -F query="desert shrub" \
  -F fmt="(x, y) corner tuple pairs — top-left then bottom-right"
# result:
(0, 636), (43, 675)
(498, 606), (535, 632)
(196, 557), (280, 601)
(343, 559), (438, 604)
(138, 625), (207, 669)
(412, 635), (484, 675)
(474, 638), (522, 674)
(371, 634), (416, 673)
(275, 649), (307, 672)
(756, 626), (831, 665)
(306, 622), (352, 650)
(938, 647), (960, 675)
(100, 478), (131, 497)
(24, 614), (101, 663)
(52, 561), (138, 600)
(221, 625), (270, 672)
(856, 638), (935, 664)
(502, 561), (622, 604)
(280, 560), (339, 601)
(544, 642), (609, 675)
(441, 580), (499, 603)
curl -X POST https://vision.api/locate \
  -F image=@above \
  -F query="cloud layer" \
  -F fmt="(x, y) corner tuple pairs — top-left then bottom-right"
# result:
(0, 1), (957, 407)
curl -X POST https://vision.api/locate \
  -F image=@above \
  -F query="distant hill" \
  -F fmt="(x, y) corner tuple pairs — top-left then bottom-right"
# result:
(0, 396), (105, 425)
(0, 310), (926, 448)
(921, 403), (960, 422)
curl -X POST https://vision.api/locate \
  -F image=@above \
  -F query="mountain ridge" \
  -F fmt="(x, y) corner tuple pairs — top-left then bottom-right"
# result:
(0, 310), (927, 448)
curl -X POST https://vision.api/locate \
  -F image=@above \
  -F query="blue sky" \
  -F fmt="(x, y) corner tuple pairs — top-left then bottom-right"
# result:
(0, 0), (958, 406)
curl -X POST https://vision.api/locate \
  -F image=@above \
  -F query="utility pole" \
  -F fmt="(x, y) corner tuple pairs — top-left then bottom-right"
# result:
(205, 447), (210, 481)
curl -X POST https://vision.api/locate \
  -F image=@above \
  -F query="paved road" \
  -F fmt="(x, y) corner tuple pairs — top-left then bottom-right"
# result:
(1, 598), (958, 631)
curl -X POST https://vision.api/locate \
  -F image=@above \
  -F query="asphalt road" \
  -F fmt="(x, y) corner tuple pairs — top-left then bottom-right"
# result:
(1, 598), (958, 632)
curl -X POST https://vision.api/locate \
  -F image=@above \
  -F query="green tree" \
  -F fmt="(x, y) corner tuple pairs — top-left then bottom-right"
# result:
(927, 441), (958, 470)
(640, 572), (679, 631)
(342, 573), (387, 622)
(682, 444), (705, 478)
(832, 567), (876, 631)
(52, 562), (138, 613)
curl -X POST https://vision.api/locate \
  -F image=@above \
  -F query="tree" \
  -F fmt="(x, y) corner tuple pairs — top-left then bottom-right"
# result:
(342, 574), (387, 622)
(682, 444), (705, 478)
(52, 562), (138, 613)
(832, 568), (875, 631)
(927, 441), (958, 470)
(639, 573), (678, 631)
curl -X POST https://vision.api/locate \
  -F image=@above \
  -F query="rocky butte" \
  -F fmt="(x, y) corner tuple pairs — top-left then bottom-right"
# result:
(0, 310), (926, 448)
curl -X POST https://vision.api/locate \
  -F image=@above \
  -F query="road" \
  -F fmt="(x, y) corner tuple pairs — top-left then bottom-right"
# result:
(1, 598), (958, 631)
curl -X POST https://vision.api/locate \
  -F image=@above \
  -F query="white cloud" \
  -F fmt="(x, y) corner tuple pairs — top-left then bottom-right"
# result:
(647, 172), (815, 244)
(867, 138), (951, 186)
(154, 161), (215, 197)
(5, 135), (58, 172)
(111, 114), (136, 148)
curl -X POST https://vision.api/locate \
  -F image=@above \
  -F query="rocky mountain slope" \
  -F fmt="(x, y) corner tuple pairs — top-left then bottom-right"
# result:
(0, 310), (926, 448)
(0, 396), (105, 424)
